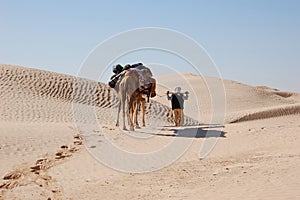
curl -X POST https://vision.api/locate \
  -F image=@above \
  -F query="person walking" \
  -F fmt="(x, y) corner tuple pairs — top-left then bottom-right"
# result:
(167, 87), (189, 126)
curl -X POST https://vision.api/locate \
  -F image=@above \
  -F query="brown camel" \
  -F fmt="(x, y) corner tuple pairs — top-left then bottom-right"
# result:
(115, 69), (140, 131)
(131, 69), (156, 128)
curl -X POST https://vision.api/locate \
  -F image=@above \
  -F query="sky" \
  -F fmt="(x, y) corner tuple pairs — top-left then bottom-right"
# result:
(0, 0), (299, 92)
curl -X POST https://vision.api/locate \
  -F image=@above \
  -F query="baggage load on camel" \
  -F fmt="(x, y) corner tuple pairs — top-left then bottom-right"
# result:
(108, 63), (156, 100)
(123, 63), (143, 70)
(108, 63), (144, 88)
(108, 70), (125, 88)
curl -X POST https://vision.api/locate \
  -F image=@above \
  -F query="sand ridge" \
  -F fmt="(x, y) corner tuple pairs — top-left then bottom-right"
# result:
(0, 64), (199, 125)
(156, 72), (300, 123)
(0, 64), (300, 199)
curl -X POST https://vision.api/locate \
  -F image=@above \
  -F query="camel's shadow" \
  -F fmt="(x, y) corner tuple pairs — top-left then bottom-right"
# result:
(142, 124), (226, 138)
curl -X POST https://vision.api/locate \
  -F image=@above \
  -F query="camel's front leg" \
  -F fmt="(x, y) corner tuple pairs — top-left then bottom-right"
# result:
(134, 101), (140, 128)
(129, 101), (135, 126)
(116, 102), (121, 127)
(141, 98), (146, 127)
(127, 101), (135, 131)
(122, 100), (127, 130)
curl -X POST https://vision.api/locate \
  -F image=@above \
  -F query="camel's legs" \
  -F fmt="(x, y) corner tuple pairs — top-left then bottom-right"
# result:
(141, 98), (146, 127)
(116, 101), (121, 127)
(126, 99), (135, 131)
(134, 100), (140, 128)
(122, 96), (127, 130)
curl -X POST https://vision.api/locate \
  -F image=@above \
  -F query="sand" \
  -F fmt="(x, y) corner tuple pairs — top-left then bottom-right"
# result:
(0, 64), (299, 199)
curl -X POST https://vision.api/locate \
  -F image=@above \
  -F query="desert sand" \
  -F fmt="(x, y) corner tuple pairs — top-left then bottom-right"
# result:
(0, 64), (300, 199)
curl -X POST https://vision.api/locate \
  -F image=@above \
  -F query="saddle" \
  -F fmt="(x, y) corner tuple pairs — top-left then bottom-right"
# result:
(108, 64), (157, 102)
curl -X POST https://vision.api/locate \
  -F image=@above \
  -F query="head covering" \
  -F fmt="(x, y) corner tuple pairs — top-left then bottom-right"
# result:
(174, 86), (181, 93)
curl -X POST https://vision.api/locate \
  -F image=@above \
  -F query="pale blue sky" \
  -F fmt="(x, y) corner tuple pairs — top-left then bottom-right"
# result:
(0, 0), (299, 92)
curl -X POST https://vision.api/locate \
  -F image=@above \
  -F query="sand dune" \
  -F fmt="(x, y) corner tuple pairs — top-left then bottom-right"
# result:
(228, 103), (300, 123)
(0, 64), (199, 125)
(156, 72), (300, 123)
(0, 64), (299, 199)
(1, 64), (299, 125)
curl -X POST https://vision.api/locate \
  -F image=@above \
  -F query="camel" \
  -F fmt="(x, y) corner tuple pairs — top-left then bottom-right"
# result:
(130, 69), (156, 128)
(115, 69), (140, 131)
(114, 66), (156, 131)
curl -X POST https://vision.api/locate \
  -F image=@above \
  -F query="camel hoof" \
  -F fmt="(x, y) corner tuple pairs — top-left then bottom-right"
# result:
(130, 127), (135, 131)
(135, 126), (141, 129)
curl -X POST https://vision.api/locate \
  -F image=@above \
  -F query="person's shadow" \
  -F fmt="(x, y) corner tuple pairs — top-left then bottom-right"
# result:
(155, 125), (226, 138)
